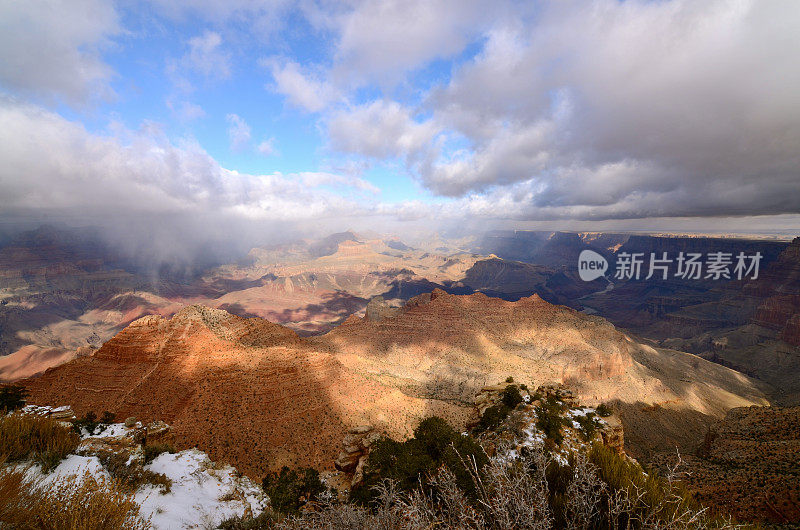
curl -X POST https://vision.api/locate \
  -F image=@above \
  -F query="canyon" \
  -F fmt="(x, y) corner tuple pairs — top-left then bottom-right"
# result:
(22, 290), (768, 478)
(6, 226), (800, 525)
(4, 227), (799, 408)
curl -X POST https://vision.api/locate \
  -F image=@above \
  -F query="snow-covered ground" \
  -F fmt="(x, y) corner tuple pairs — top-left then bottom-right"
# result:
(24, 454), (109, 487)
(495, 404), (607, 466)
(7, 408), (269, 529)
(136, 449), (267, 529)
(20, 404), (73, 416)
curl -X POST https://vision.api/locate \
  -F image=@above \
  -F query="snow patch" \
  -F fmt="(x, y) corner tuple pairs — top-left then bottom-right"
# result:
(22, 454), (111, 487)
(136, 449), (268, 529)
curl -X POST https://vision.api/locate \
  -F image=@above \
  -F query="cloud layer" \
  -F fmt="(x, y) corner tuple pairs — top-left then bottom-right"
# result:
(0, 0), (799, 253)
(321, 0), (800, 220)
(0, 98), (371, 222)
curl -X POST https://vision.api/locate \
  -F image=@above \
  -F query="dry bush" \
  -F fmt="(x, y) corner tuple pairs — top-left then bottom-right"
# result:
(143, 442), (175, 464)
(0, 458), (150, 529)
(473, 446), (553, 529)
(96, 450), (172, 494)
(0, 412), (80, 472)
(266, 443), (752, 530)
(563, 452), (605, 529)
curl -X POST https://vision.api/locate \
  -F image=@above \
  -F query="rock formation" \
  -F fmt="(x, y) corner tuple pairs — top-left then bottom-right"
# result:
(749, 237), (800, 346)
(22, 304), (469, 477)
(22, 292), (768, 479)
(0, 227), (485, 381)
(333, 425), (380, 488)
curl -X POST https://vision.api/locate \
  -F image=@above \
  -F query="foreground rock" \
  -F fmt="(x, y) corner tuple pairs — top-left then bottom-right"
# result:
(332, 382), (629, 493)
(333, 425), (381, 488)
(472, 382), (626, 462)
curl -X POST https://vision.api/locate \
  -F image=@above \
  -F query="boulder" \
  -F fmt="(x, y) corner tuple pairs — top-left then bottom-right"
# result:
(334, 425), (377, 475)
(334, 451), (361, 473)
(349, 425), (373, 435)
(600, 415), (625, 454)
(351, 456), (368, 488)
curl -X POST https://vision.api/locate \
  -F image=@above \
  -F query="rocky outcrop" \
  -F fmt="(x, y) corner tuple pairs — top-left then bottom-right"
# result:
(21, 404), (76, 424)
(136, 420), (172, 445)
(599, 415), (625, 455)
(323, 289), (767, 421)
(324, 289), (637, 404)
(364, 297), (401, 322)
(472, 381), (627, 461)
(334, 425), (380, 488)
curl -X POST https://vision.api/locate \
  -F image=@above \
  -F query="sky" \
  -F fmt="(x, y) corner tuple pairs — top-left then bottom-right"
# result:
(1, 0), (799, 255)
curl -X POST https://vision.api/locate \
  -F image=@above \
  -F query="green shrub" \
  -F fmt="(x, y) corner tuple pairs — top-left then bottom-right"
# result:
(89, 411), (117, 435)
(251, 416), (748, 530)
(74, 411), (99, 435)
(475, 404), (507, 433)
(262, 466), (327, 514)
(588, 442), (709, 527)
(574, 412), (600, 441)
(595, 403), (613, 417)
(353, 417), (488, 505)
(501, 385), (523, 409)
(143, 443), (175, 464)
(74, 410), (115, 435)
(535, 399), (564, 445)
(0, 384), (28, 412)
(474, 385), (524, 435)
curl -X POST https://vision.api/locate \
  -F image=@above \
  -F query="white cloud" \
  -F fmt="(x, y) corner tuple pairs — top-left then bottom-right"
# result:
(185, 31), (231, 79)
(327, 100), (439, 160)
(299, 0), (800, 221)
(330, 0), (510, 86)
(226, 113), (251, 151)
(3, 0), (799, 232)
(167, 100), (206, 122)
(264, 58), (339, 113)
(297, 172), (379, 194)
(257, 138), (277, 157)
(0, 0), (120, 103)
(0, 98), (367, 223)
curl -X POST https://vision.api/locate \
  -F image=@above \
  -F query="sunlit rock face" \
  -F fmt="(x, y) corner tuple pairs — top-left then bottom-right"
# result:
(0, 227), (486, 381)
(23, 291), (767, 478)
